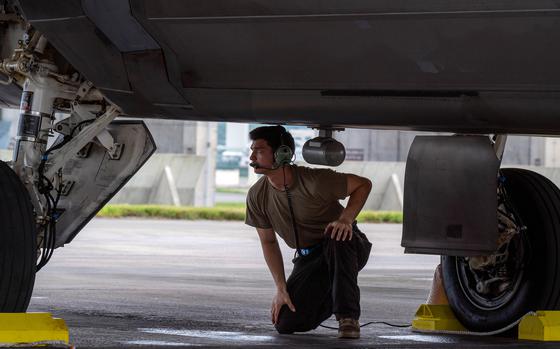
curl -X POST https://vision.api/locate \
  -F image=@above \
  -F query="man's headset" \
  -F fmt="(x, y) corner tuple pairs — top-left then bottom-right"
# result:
(250, 128), (293, 170)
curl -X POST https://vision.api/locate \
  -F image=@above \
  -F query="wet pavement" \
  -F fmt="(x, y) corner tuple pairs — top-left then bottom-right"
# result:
(28, 219), (555, 348)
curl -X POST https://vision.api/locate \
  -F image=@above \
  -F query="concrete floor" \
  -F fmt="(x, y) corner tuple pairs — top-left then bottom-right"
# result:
(28, 219), (554, 348)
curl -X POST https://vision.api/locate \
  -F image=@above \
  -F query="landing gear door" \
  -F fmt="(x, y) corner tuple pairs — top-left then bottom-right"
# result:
(401, 136), (499, 256)
(54, 120), (156, 246)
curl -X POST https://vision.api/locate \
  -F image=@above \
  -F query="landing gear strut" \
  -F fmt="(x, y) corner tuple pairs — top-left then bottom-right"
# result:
(0, 31), (155, 312)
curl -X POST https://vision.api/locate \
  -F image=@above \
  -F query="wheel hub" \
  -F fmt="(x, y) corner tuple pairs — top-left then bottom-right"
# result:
(456, 182), (527, 310)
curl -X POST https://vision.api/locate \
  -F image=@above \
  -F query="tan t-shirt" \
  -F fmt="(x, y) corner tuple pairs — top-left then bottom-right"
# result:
(245, 166), (347, 248)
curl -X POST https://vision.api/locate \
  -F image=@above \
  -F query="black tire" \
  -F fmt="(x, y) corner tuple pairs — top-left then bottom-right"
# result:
(442, 168), (560, 332)
(0, 160), (36, 312)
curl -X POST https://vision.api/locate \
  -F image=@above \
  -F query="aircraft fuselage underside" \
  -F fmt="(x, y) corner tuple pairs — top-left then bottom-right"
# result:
(0, 0), (557, 134)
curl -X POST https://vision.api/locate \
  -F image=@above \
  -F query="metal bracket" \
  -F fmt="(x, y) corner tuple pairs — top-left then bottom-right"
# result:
(52, 104), (103, 136)
(94, 129), (123, 160)
(53, 121), (71, 135)
(309, 126), (345, 138)
(44, 106), (119, 179)
(59, 180), (74, 196)
(75, 81), (93, 101)
(107, 143), (123, 160)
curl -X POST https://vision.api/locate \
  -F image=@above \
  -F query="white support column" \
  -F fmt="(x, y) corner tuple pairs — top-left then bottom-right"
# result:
(193, 121), (217, 207)
(545, 137), (560, 167)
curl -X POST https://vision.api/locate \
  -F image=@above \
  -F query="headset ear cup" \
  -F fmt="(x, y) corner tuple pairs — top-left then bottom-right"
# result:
(273, 128), (293, 168)
(274, 145), (293, 167)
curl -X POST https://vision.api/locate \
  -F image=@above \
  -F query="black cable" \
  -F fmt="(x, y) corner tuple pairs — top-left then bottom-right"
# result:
(36, 139), (67, 271)
(362, 321), (411, 328)
(37, 189), (58, 271)
(36, 174), (63, 271)
(45, 218), (56, 263)
(319, 321), (412, 330)
(283, 165), (302, 257)
(35, 116), (86, 270)
(36, 192), (52, 271)
(35, 115), (95, 271)
(70, 119), (95, 137)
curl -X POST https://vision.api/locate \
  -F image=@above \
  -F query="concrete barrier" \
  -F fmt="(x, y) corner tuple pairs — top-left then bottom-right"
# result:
(110, 154), (206, 206)
(295, 161), (406, 211)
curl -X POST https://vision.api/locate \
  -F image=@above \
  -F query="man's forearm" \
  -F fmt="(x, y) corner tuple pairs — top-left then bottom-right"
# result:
(261, 240), (288, 291)
(339, 181), (372, 223)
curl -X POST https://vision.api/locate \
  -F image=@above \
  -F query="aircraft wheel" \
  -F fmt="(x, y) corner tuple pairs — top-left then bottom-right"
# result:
(0, 160), (36, 312)
(442, 168), (560, 332)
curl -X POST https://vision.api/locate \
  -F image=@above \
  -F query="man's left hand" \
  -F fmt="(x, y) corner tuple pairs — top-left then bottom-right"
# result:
(324, 219), (353, 241)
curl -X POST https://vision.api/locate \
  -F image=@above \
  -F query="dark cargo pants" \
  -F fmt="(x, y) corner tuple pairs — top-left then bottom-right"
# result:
(275, 223), (372, 334)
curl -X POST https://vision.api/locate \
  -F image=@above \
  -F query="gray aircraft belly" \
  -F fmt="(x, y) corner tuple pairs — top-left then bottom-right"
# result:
(11, 1), (560, 133)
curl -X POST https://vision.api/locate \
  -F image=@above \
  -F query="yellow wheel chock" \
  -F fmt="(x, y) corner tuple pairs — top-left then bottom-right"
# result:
(413, 304), (560, 342)
(0, 313), (69, 346)
(412, 304), (466, 332)
(518, 311), (560, 341)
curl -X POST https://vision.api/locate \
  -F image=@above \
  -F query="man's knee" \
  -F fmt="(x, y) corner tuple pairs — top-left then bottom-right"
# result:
(274, 322), (294, 334)
(274, 307), (314, 334)
(275, 306), (297, 334)
(275, 314), (300, 334)
(275, 320), (314, 335)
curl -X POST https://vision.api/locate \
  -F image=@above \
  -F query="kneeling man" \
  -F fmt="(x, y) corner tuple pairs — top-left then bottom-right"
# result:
(245, 125), (373, 339)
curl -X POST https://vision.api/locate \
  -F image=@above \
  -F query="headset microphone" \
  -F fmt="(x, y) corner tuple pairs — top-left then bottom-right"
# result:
(250, 162), (275, 170)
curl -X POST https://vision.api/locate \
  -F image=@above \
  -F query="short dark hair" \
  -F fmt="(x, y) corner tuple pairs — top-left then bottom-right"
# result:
(249, 125), (295, 154)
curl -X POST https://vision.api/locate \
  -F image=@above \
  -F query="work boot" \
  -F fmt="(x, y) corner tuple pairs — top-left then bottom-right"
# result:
(338, 318), (360, 339)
